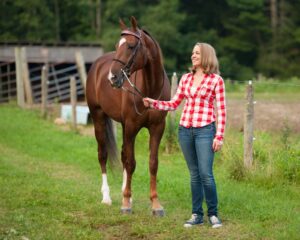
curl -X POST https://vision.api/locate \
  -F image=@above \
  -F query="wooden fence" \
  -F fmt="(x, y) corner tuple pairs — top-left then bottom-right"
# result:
(0, 47), (86, 105)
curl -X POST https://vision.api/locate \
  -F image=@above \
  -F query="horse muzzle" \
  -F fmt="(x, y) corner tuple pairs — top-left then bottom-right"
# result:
(109, 73), (124, 89)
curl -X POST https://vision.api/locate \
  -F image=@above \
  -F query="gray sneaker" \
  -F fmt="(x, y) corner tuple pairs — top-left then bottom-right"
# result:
(209, 215), (222, 228)
(183, 214), (204, 228)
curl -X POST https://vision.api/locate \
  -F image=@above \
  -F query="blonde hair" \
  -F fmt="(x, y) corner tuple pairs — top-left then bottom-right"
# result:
(192, 42), (220, 75)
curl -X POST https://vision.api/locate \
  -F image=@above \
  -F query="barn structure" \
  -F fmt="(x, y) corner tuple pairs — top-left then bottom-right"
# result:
(0, 41), (104, 104)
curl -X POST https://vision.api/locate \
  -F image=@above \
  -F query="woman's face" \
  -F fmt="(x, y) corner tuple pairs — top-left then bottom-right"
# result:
(191, 45), (201, 68)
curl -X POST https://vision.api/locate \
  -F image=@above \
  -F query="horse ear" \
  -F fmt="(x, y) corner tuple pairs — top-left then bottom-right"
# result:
(119, 18), (127, 30)
(130, 16), (138, 31)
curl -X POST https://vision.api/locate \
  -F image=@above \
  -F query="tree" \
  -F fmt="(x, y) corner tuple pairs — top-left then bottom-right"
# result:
(0, 0), (56, 41)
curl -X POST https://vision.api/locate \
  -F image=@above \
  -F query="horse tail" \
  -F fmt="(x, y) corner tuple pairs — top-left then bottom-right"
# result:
(105, 118), (120, 170)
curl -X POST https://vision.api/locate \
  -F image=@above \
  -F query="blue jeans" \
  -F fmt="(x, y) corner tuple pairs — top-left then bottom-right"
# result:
(178, 123), (218, 217)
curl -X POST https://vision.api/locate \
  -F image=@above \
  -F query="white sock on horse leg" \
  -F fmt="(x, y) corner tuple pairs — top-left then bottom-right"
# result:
(121, 170), (132, 205)
(101, 174), (112, 205)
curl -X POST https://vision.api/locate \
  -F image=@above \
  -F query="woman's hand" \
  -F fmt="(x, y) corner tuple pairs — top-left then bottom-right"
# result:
(212, 138), (223, 152)
(143, 98), (154, 108)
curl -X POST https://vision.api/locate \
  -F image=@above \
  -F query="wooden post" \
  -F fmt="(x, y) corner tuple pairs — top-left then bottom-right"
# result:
(70, 76), (77, 130)
(15, 47), (25, 108)
(170, 72), (178, 122)
(41, 65), (48, 118)
(165, 72), (178, 154)
(8, 63), (11, 101)
(0, 65), (2, 101)
(21, 47), (33, 105)
(244, 81), (254, 169)
(75, 51), (87, 92)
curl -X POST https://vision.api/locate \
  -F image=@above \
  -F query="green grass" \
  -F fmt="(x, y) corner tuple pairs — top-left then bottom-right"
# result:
(0, 104), (299, 239)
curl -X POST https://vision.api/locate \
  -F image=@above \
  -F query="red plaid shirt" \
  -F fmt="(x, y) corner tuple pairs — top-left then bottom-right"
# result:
(152, 73), (226, 141)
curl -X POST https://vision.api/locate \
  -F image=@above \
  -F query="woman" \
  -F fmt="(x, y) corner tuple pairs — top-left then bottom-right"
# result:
(143, 42), (226, 228)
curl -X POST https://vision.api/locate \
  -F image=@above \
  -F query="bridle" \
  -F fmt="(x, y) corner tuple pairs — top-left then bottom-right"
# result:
(112, 29), (165, 115)
(112, 30), (143, 91)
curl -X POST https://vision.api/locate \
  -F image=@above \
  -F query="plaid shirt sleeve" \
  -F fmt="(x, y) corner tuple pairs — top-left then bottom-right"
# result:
(151, 74), (186, 111)
(215, 76), (226, 142)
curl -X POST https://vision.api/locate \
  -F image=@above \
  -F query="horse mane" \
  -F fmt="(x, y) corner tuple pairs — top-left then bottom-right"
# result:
(141, 29), (164, 66)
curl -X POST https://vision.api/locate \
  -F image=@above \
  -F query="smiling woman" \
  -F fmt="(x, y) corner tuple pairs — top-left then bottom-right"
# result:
(143, 42), (226, 228)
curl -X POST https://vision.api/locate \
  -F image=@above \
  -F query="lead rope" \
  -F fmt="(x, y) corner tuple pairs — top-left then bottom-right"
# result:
(121, 69), (165, 116)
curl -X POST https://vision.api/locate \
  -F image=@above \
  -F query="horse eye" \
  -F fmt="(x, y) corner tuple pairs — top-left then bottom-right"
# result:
(128, 44), (135, 50)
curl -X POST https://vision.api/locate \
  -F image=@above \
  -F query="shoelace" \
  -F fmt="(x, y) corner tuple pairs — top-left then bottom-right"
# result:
(189, 214), (198, 221)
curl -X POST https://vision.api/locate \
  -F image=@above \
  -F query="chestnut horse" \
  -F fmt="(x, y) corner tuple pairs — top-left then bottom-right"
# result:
(86, 16), (170, 215)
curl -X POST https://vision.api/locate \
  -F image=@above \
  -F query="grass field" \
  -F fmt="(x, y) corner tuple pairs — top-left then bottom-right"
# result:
(0, 103), (299, 240)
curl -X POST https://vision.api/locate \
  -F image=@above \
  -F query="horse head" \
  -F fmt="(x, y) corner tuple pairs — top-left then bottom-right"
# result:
(108, 16), (148, 88)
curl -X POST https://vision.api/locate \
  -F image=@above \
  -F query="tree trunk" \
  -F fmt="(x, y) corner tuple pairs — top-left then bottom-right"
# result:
(96, 0), (101, 37)
(54, 0), (61, 41)
(270, 0), (278, 36)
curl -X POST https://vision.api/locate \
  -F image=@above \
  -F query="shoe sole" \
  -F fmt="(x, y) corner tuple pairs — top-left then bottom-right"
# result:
(183, 223), (204, 228)
(212, 223), (222, 228)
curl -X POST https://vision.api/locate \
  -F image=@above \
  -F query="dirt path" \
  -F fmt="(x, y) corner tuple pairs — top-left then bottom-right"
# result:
(227, 99), (300, 133)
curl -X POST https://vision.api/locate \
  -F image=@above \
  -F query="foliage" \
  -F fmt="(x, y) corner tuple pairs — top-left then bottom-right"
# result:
(162, 114), (180, 153)
(1, 0), (300, 79)
(219, 128), (300, 186)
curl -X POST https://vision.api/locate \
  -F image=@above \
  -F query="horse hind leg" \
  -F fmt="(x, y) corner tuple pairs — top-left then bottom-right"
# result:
(90, 107), (112, 205)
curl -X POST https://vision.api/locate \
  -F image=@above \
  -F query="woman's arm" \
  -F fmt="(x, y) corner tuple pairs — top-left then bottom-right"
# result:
(143, 74), (188, 111)
(214, 76), (226, 142)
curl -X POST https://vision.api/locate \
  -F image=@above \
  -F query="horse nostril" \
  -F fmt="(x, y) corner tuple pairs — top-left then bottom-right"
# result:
(111, 75), (117, 81)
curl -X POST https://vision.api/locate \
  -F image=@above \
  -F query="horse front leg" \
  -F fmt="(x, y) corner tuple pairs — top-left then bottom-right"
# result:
(149, 122), (165, 216)
(120, 127), (137, 213)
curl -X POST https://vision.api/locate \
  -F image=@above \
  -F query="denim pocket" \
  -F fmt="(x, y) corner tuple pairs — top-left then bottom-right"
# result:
(193, 123), (216, 137)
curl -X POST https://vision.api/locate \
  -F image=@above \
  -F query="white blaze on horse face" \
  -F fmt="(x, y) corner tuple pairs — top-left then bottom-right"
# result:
(119, 37), (127, 47)
(101, 174), (112, 205)
(108, 37), (127, 83)
(108, 71), (114, 84)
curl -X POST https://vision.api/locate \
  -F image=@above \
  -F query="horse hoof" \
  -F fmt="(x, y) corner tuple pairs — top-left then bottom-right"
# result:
(152, 208), (165, 217)
(120, 207), (132, 214)
(101, 199), (112, 205)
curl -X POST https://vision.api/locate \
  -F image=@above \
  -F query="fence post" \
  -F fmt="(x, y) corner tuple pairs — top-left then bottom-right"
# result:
(75, 51), (87, 92)
(41, 65), (48, 118)
(165, 72), (178, 154)
(15, 47), (25, 108)
(70, 76), (77, 130)
(170, 72), (178, 122)
(244, 80), (254, 169)
(21, 47), (33, 105)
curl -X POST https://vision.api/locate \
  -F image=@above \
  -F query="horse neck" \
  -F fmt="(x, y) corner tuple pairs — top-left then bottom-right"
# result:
(143, 61), (164, 98)
(142, 44), (165, 98)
